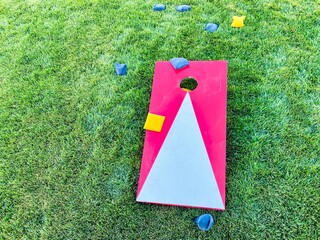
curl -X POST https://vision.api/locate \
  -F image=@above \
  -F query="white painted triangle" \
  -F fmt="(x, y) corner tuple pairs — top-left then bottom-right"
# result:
(137, 93), (224, 209)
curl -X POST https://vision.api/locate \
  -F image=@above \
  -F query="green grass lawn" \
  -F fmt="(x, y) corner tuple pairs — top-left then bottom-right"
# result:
(0, 0), (319, 239)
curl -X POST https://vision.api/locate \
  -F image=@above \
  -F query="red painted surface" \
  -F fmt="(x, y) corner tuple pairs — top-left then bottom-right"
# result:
(137, 61), (228, 208)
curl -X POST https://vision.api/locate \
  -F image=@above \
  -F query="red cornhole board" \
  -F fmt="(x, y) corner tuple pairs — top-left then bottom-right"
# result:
(136, 61), (228, 210)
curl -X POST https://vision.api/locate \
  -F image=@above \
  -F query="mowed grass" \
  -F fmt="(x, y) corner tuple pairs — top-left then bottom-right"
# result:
(0, 0), (319, 239)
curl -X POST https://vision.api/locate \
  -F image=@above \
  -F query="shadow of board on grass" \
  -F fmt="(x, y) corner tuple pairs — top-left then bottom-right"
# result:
(225, 79), (261, 179)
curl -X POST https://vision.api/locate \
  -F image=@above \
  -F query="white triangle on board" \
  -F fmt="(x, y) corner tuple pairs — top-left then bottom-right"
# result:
(137, 93), (224, 209)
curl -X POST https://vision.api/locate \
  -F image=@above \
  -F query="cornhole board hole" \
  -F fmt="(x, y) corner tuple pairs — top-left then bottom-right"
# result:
(136, 61), (228, 210)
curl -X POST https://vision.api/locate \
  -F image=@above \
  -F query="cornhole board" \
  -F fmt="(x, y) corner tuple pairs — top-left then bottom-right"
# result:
(136, 61), (228, 210)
